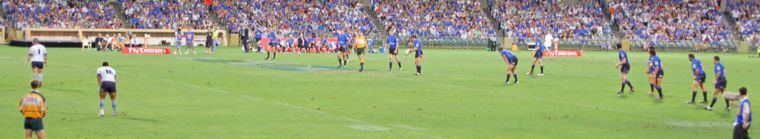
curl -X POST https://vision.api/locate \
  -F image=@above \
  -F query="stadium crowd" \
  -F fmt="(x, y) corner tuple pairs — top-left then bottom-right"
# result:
(216, 0), (373, 38)
(609, 0), (733, 43)
(373, 0), (495, 40)
(729, 0), (759, 41)
(490, 0), (612, 40)
(122, 0), (214, 29)
(2, 0), (121, 29)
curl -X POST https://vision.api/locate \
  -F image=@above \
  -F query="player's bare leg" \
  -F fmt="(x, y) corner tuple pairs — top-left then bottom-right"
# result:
(414, 58), (422, 76)
(537, 59), (544, 76)
(336, 52), (343, 68)
(510, 64), (518, 84)
(527, 58), (537, 75)
(25, 129), (32, 139)
(358, 54), (365, 72)
(34, 130), (45, 139)
(688, 80), (699, 104)
(654, 77), (663, 101)
(99, 92), (107, 117)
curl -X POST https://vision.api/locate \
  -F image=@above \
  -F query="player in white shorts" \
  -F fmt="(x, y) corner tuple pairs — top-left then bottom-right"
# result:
(96, 61), (118, 117)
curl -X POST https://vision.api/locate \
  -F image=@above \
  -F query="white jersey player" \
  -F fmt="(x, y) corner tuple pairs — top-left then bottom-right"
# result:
(27, 38), (47, 83)
(96, 61), (118, 117)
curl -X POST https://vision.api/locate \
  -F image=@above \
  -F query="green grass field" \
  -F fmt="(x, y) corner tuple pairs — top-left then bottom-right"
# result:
(0, 46), (758, 138)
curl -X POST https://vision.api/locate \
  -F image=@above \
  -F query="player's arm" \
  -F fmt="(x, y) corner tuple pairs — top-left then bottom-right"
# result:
(26, 53), (31, 64)
(743, 103), (750, 129)
(40, 96), (47, 118)
(647, 63), (653, 74)
(616, 59), (627, 68)
(97, 74), (102, 86)
(502, 55), (509, 63)
(714, 69), (721, 83)
(43, 52), (47, 64)
(18, 99), (24, 114)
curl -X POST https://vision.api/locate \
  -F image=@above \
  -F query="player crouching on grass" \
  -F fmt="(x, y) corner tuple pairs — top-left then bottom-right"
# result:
(647, 49), (665, 101)
(97, 61), (118, 117)
(687, 54), (708, 104)
(499, 47), (519, 84)
(406, 35), (424, 76)
(353, 31), (368, 72)
(615, 43), (634, 94)
(19, 80), (47, 139)
(706, 56), (729, 111)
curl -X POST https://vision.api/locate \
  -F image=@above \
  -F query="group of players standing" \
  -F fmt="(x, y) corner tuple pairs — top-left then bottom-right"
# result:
(18, 39), (120, 139)
(615, 43), (732, 111)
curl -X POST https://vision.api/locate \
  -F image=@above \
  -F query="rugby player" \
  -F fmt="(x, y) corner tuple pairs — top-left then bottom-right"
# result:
(527, 38), (546, 76)
(185, 30), (196, 55)
(407, 35), (423, 76)
(706, 56), (729, 111)
(648, 50), (664, 101)
(615, 44), (634, 94)
(687, 54), (708, 104)
(97, 61), (118, 117)
(387, 29), (402, 71)
(27, 38), (47, 85)
(265, 30), (277, 60)
(337, 30), (349, 67)
(499, 47), (518, 84)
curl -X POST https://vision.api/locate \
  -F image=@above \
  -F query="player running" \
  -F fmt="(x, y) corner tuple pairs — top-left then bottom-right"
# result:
(337, 30), (349, 67)
(527, 38), (546, 76)
(27, 38), (47, 85)
(407, 35), (424, 76)
(687, 54), (708, 104)
(97, 61), (118, 117)
(387, 29), (402, 71)
(499, 47), (519, 84)
(615, 44), (634, 94)
(648, 50), (664, 101)
(353, 31), (368, 72)
(706, 56), (729, 111)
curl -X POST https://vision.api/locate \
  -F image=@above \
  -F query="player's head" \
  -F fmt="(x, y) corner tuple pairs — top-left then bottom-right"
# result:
(497, 47), (504, 51)
(32, 38), (40, 45)
(102, 61), (109, 67)
(688, 54), (695, 61)
(740, 87), (748, 96)
(648, 49), (656, 56)
(616, 43), (622, 50)
(713, 56), (720, 63)
(410, 35), (417, 41)
(30, 80), (40, 89)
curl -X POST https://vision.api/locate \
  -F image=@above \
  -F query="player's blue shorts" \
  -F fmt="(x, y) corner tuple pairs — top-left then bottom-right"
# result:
(510, 57), (519, 65)
(389, 47), (398, 55)
(31, 61), (44, 69)
(415, 50), (423, 58)
(100, 81), (117, 93)
(695, 74), (706, 84)
(24, 118), (44, 131)
(715, 79), (727, 89)
(534, 52), (543, 59)
(620, 64), (630, 73)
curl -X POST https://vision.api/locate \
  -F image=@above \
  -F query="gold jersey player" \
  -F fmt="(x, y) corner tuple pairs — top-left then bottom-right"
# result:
(353, 31), (368, 72)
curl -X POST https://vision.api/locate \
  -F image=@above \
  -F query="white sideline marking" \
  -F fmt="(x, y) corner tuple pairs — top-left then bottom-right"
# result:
(395, 124), (426, 131)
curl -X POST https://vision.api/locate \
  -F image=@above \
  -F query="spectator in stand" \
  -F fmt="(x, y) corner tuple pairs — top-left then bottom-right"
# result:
(610, 0), (733, 43)
(122, 0), (214, 29)
(491, 0), (611, 41)
(730, 0), (760, 41)
(2, 0), (122, 29)
(375, 0), (495, 40)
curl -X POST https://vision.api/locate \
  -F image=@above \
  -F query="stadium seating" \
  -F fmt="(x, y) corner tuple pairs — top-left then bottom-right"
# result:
(216, 0), (373, 38)
(373, 0), (496, 40)
(122, 0), (214, 29)
(491, 0), (613, 40)
(610, 0), (733, 42)
(729, 0), (759, 41)
(2, 0), (121, 29)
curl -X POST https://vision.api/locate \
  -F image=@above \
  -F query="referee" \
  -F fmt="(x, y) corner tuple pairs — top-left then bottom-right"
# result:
(19, 80), (47, 139)
(734, 87), (752, 139)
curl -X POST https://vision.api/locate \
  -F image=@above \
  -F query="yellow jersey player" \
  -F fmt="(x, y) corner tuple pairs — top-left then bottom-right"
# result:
(19, 80), (47, 139)
(353, 31), (368, 72)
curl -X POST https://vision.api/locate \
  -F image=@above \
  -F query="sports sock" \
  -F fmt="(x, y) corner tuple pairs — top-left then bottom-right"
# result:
(266, 52), (270, 59)
(710, 97), (717, 107)
(691, 91), (697, 102)
(656, 86), (663, 98)
(38, 74), (43, 81)
(702, 91), (708, 102)
(626, 80), (633, 89)
(338, 59), (342, 66)
(513, 74), (518, 83)
(530, 65), (535, 74)
(389, 62), (393, 70)
(273, 52), (276, 59)
(416, 65), (421, 74)
(360, 62), (364, 70)
(620, 82), (626, 92)
(725, 98), (730, 108)
(397, 62), (402, 68)
(506, 74), (511, 82)
(540, 66), (544, 74)
(99, 99), (105, 110)
(112, 100), (118, 112)
(650, 84), (655, 92)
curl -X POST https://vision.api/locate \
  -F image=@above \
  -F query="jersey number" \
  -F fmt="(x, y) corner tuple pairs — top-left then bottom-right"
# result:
(37, 49), (41, 55)
(105, 69), (113, 75)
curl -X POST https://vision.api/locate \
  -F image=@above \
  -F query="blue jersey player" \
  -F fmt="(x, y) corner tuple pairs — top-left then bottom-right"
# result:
(528, 38), (546, 76)
(407, 35), (423, 76)
(687, 54), (708, 104)
(615, 44), (634, 94)
(174, 28), (183, 55)
(499, 47), (519, 84)
(265, 31), (277, 60)
(336, 30), (350, 67)
(648, 50), (664, 101)
(707, 56), (729, 111)
(387, 30), (402, 71)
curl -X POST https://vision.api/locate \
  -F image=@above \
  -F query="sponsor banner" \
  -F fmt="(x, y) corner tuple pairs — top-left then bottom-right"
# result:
(546, 50), (582, 57)
(122, 47), (171, 55)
